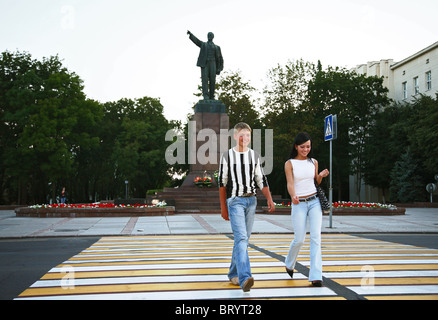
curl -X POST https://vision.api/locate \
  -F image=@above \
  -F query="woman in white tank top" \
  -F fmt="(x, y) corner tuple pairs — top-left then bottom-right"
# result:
(284, 132), (329, 286)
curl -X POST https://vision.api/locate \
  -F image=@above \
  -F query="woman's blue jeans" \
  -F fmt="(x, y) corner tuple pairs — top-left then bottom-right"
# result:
(285, 198), (323, 281)
(227, 196), (257, 288)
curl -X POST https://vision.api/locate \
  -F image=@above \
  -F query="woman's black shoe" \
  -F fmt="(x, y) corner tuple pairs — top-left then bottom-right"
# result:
(285, 268), (294, 278)
(311, 280), (322, 287)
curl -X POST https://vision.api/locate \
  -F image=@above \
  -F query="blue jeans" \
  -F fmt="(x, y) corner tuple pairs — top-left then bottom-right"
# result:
(227, 196), (257, 288)
(285, 198), (323, 281)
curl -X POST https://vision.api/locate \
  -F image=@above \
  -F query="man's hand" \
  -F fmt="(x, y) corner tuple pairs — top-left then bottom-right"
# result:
(219, 187), (229, 221)
(267, 199), (276, 213)
(261, 187), (276, 213)
(221, 207), (229, 221)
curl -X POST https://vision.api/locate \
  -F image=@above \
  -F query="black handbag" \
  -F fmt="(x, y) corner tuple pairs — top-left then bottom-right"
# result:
(314, 179), (330, 212)
(310, 159), (330, 212)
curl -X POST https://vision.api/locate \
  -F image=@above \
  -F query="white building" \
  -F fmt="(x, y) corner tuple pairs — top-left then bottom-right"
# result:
(353, 41), (438, 103)
(350, 41), (438, 203)
(390, 41), (438, 102)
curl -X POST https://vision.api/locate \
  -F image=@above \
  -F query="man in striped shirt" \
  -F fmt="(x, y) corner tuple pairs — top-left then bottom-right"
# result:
(218, 122), (275, 292)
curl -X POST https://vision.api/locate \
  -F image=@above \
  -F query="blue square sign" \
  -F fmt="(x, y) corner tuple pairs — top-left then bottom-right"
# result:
(325, 115), (333, 141)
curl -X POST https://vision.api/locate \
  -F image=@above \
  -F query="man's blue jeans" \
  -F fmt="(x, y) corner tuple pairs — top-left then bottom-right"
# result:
(285, 198), (323, 281)
(227, 196), (257, 288)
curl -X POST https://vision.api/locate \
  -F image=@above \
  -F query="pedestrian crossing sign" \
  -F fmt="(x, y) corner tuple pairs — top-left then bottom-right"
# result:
(325, 114), (337, 141)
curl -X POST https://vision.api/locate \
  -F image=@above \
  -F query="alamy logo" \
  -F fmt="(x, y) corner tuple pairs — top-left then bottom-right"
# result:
(165, 121), (274, 175)
(360, 265), (375, 290)
(60, 265), (75, 289)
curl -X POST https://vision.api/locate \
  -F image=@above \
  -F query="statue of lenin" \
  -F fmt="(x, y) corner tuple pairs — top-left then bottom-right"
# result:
(187, 30), (224, 100)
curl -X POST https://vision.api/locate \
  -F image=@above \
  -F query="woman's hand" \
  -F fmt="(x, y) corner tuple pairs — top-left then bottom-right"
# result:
(319, 169), (329, 178)
(292, 195), (300, 205)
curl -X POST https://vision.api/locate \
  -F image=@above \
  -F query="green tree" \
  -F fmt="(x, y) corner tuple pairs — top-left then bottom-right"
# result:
(263, 59), (316, 114)
(0, 51), (38, 203)
(308, 64), (390, 201)
(216, 70), (261, 129)
(408, 94), (438, 176)
(68, 98), (103, 203)
(0, 50), (188, 204)
(365, 94), (438, 202)
(363, 104), (406, 201)
(261, 60), (317, 197)
(0, 51), (99, 204)
(389, 149), (424, 202)
(106, 97), (173, 198)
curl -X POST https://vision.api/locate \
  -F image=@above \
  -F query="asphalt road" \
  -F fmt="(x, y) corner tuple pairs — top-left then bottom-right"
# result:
(1, 234), (437, 300)
(0, 237), (99, 300)
(352, 233), (438, 250)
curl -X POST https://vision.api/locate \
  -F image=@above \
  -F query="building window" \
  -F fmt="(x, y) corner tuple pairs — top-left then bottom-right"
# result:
(413, 77), (419, 95)
(402, 82), (407, 99)
(426, 71), (432, 91)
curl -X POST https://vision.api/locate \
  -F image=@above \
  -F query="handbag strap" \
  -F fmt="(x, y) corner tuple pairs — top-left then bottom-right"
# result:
(309, 158), (321, 187)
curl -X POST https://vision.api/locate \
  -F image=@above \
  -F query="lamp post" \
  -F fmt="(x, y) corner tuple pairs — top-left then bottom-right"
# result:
(125, 180), (129, 199)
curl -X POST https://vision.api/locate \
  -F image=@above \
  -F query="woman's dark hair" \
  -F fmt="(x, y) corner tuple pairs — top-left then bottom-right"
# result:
(288, 132), (313, 159)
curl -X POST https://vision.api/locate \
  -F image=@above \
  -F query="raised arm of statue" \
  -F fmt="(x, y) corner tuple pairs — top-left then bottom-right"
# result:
(187, 30), (202, 47)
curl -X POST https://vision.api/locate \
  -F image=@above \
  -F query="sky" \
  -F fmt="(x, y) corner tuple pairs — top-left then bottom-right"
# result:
(1, 0), (437, 123)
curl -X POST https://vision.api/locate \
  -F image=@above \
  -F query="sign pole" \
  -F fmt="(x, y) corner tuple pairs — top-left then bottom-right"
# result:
(329, 139), (333, 228)
(325, 114), (336, 228)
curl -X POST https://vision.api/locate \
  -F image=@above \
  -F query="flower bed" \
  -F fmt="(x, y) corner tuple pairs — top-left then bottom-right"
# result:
(28, 202), (168, 209)
(15, 202), (174, 218)
(332, 201), (397, 209)
(266, 201), (405, 215)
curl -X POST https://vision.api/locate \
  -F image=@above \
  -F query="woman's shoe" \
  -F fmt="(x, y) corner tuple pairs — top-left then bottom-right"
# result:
(311, 280), (322, 287)
(285, 268), (294, 278)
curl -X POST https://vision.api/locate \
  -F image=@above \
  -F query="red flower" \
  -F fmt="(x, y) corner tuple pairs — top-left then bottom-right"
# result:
(194, 177), (203, 183)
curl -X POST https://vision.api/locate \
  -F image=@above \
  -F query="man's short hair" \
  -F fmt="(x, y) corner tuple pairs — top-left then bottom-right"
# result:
(234, 122), (252, 133)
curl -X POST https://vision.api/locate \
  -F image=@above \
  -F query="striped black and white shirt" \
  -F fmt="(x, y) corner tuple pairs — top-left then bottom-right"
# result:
(218, 148), (269, 198)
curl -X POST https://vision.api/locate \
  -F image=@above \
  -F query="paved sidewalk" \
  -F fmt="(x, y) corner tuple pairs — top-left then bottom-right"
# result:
(0, 208), (437, 238)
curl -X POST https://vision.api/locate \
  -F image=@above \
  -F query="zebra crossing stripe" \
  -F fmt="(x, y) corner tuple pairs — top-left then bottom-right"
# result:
(16, 234), (438, 300)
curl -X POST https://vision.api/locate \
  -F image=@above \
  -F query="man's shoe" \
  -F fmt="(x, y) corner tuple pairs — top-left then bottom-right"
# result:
(285, 268), (294, 278)
(230, 277), (239, 286)
(242, 277), (254, 292)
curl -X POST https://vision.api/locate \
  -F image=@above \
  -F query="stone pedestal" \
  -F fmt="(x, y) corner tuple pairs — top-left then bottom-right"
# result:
(181, 100), (229, 188)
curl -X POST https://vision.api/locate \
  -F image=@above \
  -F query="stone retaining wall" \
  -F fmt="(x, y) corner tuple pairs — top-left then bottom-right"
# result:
(263, 207), (406, 215)
(15, 206), (175, 218)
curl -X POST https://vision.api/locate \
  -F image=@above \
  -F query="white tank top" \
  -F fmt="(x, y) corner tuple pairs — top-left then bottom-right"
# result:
(290, 159), (317, 197)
